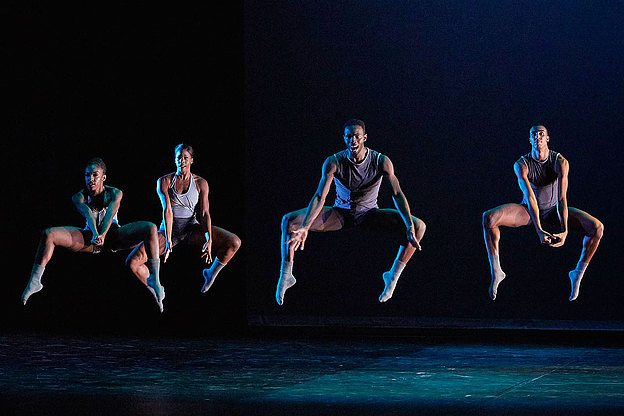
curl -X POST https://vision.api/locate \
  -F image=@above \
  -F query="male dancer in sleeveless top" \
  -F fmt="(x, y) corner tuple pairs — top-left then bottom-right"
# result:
(22, 158), (165, 311)
(482, 125), (604, 301)
(276, 119), (426, 305)
(126, 144), (241, 294)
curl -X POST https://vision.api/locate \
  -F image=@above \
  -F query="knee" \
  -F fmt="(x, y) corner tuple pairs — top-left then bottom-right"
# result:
(125, 252), (142, 270)
(229, 235), (242, 253)
(416, 219), (426, 236)
(482, 210), (495, 229)
(282, 213), (298, 232)
(149, 223), (158, 238)
(593, 221), (604, 240)
(41, 227), (55, 243)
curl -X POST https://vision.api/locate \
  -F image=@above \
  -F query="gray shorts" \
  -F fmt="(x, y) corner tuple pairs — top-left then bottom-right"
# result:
(521, 204), (563, 234)
(160, 217), (200, 247)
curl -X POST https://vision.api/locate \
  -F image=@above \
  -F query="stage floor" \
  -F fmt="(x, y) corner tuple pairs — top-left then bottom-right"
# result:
(1, 332), (623, 415)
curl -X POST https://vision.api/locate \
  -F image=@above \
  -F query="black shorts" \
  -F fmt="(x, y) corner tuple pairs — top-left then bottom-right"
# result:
(521, 204), (563, 234)
(332, 207), (409, 243)
(81, 223), (121, 254)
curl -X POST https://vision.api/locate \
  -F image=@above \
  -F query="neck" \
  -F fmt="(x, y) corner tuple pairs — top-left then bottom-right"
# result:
(531, 146), (549, 161)
(88, 186), (105, 197)
(349, 147), (367, 163)
(176, 169), (191, 180)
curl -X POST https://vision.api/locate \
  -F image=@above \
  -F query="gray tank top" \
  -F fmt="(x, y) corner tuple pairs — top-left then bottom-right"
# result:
(520, 150), (560, 211)
(333, 148), (383, 212)
(169, 174), (199, 219)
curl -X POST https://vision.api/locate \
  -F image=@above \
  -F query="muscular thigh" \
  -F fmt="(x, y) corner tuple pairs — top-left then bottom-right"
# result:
(486, 204), (531, 228)
(567, 207), (601, 236)
(359, 209), (408, 237)
(208, 225), (239, 248)
(49, 226), (93, 252)
(287, 207), (344, 232)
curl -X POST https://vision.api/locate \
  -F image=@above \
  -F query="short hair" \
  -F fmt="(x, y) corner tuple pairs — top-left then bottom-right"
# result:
(85, 157), (107, 174)
(175, 143), (195, 158)
(343, 119), (366, 134)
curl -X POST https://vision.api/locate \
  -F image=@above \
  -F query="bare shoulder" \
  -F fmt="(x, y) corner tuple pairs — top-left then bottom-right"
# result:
(105, 185), (122, 199)
(555, 153), (569, 172)
(379, 153), (394, 172)
(158, 173), (174, 188)
(158, 172), (175, 183)
(323, 155), (338, 172)
(193, 174), (209, 191)
(72, 189), (86, 202)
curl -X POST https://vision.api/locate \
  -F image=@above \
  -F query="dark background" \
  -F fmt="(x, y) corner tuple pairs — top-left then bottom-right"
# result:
(2, 1), (622, 336)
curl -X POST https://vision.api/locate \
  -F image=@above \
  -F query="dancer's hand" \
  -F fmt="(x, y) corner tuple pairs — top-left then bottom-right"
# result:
(537, 229), (556, 245)
(550, 231), (567, 247)
(163, 239), (173, 263)
(407, 225), (421, 251)
(201, 238), (213, 264)
(286, 227), (309, 251)
(92, 232), (106, 246)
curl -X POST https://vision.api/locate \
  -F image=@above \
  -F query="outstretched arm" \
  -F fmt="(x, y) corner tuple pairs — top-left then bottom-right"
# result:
(286, 156), (337, 251)
(380, 155), (420, 250)
(514, 160), (554, 244)
(157, 176), (174, 262)
(551, 154), (569, 247)
(196, 176), (213, 263)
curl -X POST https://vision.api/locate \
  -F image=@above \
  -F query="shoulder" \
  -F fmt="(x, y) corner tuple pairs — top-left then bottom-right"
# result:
(554, 152), (568, 171)
(158, 173), (174, 186)
(377, 153), (393, 173)
(72, 189), (86, 202)
(106, 185), (122, 199)
(323, 155), (339, 171)
(514, 157), (528, 176)
(194, 174), (209, 192)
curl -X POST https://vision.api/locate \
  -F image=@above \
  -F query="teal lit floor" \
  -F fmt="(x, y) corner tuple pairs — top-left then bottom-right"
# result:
(1, 333), (623, 415)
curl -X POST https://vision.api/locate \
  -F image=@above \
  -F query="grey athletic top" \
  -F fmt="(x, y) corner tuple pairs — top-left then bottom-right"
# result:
(169, 174), (199, 219)
(333, 148), (383, 212)
(520, 150), (560, 211)
(160, 174), (200, 239)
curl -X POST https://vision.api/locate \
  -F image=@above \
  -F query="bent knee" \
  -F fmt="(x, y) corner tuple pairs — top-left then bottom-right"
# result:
(593, 221), (604, 239)
(282, 212), (301, 232)
(482, 210), (496, 228)
(230, 235), (242, 252)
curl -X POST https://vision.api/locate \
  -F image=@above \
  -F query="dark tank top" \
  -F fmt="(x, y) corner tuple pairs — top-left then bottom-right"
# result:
(333, 148), (383, 212)
(520, 150), (560, 211)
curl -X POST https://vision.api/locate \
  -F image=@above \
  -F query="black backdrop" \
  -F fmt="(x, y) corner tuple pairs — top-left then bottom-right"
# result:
(2, 1), (622, 336)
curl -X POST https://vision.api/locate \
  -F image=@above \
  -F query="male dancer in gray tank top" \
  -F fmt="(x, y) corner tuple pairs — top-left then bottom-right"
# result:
(482, 125), (603, 301)
(276, 119), (426, 305)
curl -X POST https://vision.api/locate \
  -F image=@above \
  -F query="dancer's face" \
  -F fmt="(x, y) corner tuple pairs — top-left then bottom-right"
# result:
(175, 149), (193, 174)
(344, 125), (367, 161)
(85, 165), (106, 195)
(529, 126), (549, 150)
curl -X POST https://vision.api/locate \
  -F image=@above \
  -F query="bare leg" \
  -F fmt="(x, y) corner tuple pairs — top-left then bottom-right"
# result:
(195, 226), (242, 293)
(482, 204), (531, 300)
(276, 207), (343, 305)
(567, 208), (604, 301)
(380, 214), (427, 302)
(126, 232), (166, 286)
(23, 226), (92, 304)
(119, 222), (165, 312)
